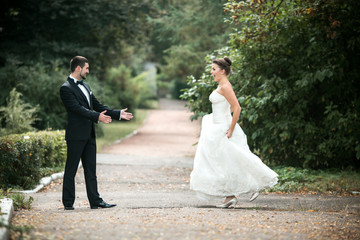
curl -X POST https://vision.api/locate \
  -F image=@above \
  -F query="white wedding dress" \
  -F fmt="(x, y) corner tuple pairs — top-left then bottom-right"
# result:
(190, 90), (278, 200)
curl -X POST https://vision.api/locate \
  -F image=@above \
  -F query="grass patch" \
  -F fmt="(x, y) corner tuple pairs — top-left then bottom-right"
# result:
(140, 99), (160, 109)
(39, 166), (65, 178)
(0, 189), (33, 210)
(269, 166), (360, 195)
(97, 109), (149, 152)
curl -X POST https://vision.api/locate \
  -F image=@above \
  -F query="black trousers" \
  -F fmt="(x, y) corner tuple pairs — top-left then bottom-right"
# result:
(62, 136), (102, 207)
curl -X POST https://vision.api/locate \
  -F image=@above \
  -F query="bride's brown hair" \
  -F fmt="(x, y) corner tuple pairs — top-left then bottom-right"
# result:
(212, 57), (232, 75)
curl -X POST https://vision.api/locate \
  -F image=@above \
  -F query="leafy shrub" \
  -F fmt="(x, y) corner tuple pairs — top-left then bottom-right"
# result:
(104, 65), (138, 112)
(270, 166), (360, 194)
(0, 188), (8, 199)
(182, 0), (360, 169)
(132, 70), (158, 108)
(0, 61), (68, 130)
(1, 189), (33, 211)
(105, 65), (158, 111)
(0, 130), (66, 190)
(8, 193), (34, 211)
(157, 79), (172, 98)
(0, 88), (39, 136)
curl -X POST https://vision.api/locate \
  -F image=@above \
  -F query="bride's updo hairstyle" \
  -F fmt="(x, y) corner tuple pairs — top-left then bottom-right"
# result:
(212, 57), (232, 75)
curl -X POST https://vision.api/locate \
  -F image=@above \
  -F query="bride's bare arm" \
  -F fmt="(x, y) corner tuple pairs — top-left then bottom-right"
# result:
(222, 85), (241, 138)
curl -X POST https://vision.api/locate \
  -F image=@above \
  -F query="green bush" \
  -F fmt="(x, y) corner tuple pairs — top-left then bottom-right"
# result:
(157, 79), (172, 98)
(104, 65), (138, 112)
(0, 88), (39, 136)
(0, 61), (68, 130)
(0, 130), (66, 190)
(182, 0), (360, 169)
(132, 70), (158, 108)
(269, 166), (360, 194)
(104, 65), (158, 111)
(8, 193), (34, 211)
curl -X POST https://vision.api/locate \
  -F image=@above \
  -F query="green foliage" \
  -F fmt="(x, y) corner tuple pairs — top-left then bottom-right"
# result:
(104, 65), (139, 112)
(0, 0), (155, 132)
(270, 166), (360, 194)
(1, 189), (33, 211)
(0, 0), (153, 77)
(182, 0), (360, 169)
(0, 188), (10, 199)
(7, 193), (34, 211)
(0, 61), (69, 130)
(0, 88), (39, 136)
(226, 0), (360, 169)
(157, 79), (172, 98)
(149, 0), (231, 98)
(132, 70), (158, 108)
(0, 131), (66, 190)
(104, 65), (158, 112)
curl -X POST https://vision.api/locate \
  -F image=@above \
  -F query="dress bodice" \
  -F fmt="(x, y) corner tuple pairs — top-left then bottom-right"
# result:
(209, 91), (232, 123)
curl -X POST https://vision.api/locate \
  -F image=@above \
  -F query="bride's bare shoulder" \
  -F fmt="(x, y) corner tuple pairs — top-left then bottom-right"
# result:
(221, 83), (234, 95)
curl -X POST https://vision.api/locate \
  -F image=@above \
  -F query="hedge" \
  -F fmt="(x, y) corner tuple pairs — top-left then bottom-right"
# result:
(0, 130), (66, 190)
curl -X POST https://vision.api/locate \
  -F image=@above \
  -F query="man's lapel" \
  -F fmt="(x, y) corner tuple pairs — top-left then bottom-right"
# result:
(67, 77), (91, 109)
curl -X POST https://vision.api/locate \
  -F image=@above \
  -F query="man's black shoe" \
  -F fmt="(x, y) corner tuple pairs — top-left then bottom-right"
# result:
(64, 206), (74, 210)
(91, 201), (116, 209)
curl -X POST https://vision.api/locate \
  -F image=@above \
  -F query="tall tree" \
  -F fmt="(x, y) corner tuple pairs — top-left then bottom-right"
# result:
(149, 0), (231, 97)
(0, 0), (153, 76)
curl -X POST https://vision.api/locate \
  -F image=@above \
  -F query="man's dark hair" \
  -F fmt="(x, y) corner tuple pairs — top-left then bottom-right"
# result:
(70, 56), (88, 72)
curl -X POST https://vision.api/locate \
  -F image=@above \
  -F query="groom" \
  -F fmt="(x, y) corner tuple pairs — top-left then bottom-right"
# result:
(60, 56), (133, 210)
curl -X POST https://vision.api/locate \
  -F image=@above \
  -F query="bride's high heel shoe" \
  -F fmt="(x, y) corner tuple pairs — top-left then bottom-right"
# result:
(249, 192), (259, 202)
(216, 198), (237, 208)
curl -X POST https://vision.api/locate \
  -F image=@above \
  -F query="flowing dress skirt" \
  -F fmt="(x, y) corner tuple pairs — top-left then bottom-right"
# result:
(190, 113), (278, 200)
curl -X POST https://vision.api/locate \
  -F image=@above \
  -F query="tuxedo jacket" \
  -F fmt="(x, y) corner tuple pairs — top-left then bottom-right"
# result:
(60, 77), (121, 141)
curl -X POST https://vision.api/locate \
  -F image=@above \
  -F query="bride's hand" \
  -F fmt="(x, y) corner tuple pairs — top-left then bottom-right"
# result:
(226, 129), (233, 138)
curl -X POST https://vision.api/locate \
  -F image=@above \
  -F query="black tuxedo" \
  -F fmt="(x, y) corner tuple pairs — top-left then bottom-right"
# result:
(60, 77), (121, 207)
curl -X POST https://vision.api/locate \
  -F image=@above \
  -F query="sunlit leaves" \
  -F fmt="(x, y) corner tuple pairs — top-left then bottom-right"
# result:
(183, 0), (360, 169)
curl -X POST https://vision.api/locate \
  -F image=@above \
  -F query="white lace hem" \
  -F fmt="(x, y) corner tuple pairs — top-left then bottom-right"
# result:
(191, 177), (278, 201)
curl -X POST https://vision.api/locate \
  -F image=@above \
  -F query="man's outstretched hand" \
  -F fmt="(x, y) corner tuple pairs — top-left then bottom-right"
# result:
(120, 108), (133, 120)
(99, 110), (112, 124)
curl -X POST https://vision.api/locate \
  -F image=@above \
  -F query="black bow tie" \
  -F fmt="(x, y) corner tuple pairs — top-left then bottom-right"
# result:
(76, 80), (84, 86)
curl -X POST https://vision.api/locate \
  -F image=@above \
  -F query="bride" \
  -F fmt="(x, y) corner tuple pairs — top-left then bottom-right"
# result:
(190, 57), (278, 208)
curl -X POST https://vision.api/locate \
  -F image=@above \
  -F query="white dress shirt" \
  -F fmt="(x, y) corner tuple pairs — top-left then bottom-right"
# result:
(69, 75), (90, 105)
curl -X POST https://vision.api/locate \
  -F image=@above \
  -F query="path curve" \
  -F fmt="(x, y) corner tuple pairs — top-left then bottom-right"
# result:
(102, 99), (200, 158)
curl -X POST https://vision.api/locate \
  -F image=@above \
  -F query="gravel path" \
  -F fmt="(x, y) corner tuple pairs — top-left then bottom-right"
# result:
(11, 99), (360, 239)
